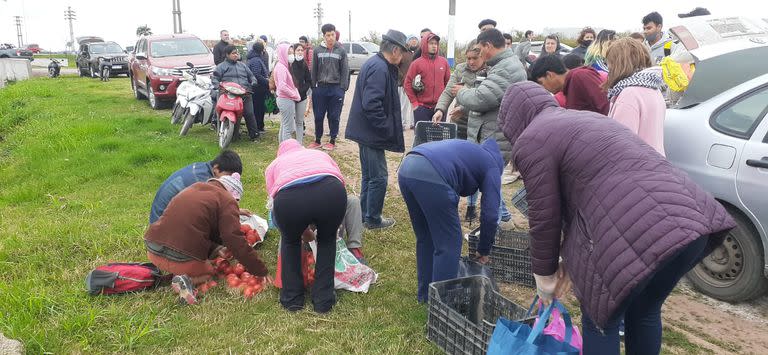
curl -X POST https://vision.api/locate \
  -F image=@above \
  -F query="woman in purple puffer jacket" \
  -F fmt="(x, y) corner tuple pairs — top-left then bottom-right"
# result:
(498, 81), (735, 355)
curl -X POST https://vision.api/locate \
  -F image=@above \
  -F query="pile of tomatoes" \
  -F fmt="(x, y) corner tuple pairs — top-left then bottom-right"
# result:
(210, 256), (269, 299)
(240, 224), (262, 246)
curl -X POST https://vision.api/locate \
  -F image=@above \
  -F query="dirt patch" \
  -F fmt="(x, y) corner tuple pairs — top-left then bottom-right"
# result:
(0, 333), (23, 355)
(294, 75), (768, 354)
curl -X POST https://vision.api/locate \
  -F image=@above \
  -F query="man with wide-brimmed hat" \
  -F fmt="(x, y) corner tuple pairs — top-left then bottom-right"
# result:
(345, 29), (409, 230)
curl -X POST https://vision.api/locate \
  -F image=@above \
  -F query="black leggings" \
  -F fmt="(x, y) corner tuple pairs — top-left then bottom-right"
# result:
(273, 176), (347, 312)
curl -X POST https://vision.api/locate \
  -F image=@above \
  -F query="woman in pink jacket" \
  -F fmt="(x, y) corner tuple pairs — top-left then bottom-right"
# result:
(604, 38), (666, 155)
(265, 139), (346, 313)
(274, 43), (303, 143)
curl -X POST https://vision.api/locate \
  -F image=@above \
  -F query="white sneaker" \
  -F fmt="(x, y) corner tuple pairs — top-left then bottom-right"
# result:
(502, 168), (520, 185)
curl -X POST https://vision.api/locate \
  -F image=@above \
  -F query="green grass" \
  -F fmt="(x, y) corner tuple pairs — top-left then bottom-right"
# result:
(0, 77), (436, 354)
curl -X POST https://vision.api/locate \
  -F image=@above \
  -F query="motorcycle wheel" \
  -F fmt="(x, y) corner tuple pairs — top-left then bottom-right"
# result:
(171, 103), (184, 124)
(219, 120), (234, 149)
(48, 68), (56, 78)
(180, 110), (195, 136)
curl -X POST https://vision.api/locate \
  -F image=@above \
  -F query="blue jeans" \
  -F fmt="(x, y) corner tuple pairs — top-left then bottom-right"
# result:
(359, 144), (388, 225)
(581, 235), (709, 355)
(398, 154), (462, 302)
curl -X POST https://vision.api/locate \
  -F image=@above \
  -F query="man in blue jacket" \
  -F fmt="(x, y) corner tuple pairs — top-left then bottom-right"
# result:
(398, 138), (502, 302)
(345, 29), (408, 230)
(149, 150), (244, 224)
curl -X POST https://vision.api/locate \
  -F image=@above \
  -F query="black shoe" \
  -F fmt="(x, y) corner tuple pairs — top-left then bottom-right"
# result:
(364, 217), (395, 230)
(465, 206), (477, 222)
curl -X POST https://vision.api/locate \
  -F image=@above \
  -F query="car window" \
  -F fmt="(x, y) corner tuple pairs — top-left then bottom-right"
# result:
(342, 43), (351, 53)
(150, 38), (209, 58)
(352, 43), (366, 54)
(361, 42), (379, 53)
(711, 86), (768, 139)
(89, 43), (123, 54)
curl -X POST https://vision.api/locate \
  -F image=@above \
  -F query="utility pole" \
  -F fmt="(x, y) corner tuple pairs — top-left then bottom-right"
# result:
(313, 2), (323, 39)
(14, 16), (23, 48)
(348, 10), (352, 42)
(64, 6), (76, 53)
(447, 0), (456, 67)
(172, 0), (183, 34)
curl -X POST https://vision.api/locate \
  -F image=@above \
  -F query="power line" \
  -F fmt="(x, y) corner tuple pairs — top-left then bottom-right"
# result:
(14, 16), (23, 48)
(64, 6), (76, 53)
(313, 2), (323, 39)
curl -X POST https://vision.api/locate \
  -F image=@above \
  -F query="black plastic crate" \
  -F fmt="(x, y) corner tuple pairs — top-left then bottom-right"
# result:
(511, 187), (528, 218)
(413, 121), (457, 147)
(467, 227), (535, 287)
(427, 276), (530, 355)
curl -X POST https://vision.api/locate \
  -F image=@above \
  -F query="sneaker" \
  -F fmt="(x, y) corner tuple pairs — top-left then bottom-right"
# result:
(349, 248), (368, 265)
(171, 275), (198, 305)
(502, 169), (520, 185)
(364, 217), (395, 230)
(465, 205), (477, 222)
(307, 142), (322, 149)
(322, 143), (335, 151)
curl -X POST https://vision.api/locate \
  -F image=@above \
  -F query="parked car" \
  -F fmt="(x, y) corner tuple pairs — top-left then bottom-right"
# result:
(341, 41), (379, 74)
(665, 16), (768, 302)
(25, 44), (42, 53)
(0, 43), (33, 61)
(129, 34), (215, 110)
(77, 40), (129, 78)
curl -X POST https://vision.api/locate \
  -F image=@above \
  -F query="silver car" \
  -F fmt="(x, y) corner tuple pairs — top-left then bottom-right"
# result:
(342, 41), (379, 74)
(665, 16), (768, 302)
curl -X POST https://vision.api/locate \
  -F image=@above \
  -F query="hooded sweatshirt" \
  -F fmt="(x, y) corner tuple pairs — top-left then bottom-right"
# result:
(409, 138), (503, 255)
(273, 44), (301, 101)
(404, 33), (451, 109)
(647, 31), (673, 64)
(265, 139), (345, 198)
(311, 41), (350, 90)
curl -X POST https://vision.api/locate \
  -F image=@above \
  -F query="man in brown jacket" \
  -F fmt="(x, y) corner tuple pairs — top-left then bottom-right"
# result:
(144, 174), (268, 305)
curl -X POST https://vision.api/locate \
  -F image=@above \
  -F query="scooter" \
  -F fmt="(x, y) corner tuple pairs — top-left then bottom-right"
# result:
(174, 62), (214, 136)
(215, 81), (247, 149)
(47, 58), (60, 78)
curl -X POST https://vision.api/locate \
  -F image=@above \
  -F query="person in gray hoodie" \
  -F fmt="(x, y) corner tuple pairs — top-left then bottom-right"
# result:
(310, 23), (350, 151)
(642, 11), (673, 64)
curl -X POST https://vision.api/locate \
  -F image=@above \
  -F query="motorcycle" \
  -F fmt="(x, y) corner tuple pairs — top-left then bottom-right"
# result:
(215, 81), (247, 149)
(174, 62), (214, 136)
(47, 58), (60, 78)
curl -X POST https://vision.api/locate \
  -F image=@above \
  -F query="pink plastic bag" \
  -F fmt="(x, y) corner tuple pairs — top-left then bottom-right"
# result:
(533, 302), (584, 354)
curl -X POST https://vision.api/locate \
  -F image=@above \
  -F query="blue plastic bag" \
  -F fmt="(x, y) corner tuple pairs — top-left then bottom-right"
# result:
(487, 299), (580, 355)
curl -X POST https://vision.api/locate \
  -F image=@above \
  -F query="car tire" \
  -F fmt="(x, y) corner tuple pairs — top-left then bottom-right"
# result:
(147, 81), (162, 110)
(78, 65), (87, 77)
(131, 75), (146, 100)
(686, 208), (768, 302)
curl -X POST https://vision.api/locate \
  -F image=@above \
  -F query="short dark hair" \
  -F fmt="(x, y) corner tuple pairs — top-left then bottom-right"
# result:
(642, 11), (663, 26)
(299, 35), (309, 42)
(562, 54), (584, 70)
(420, 28), (432, 34)
(478, 19), (497, 29)
(476, 29), (505, 49)
(224, 45), (238, 55)
(524, 30), (533, 37)
(321, 23), (336, 35)
(577, 27), (596, 45)
(503, 33), (513, 41)
(251, 41), (264, 54)
(629, 32), (645, 40)
(529, 55), (566, 82)
(211, 150), (242, 174)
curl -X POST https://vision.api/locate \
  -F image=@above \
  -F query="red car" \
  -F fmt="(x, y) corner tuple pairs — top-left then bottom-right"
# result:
(129, 34), (214, 109)
(25, 44), (42, 53)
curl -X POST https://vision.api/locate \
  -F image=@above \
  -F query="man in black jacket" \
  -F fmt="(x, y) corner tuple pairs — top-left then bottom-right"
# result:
(212, 46), (259, 141)
(213, 30), (231, 65)
(344, 29), (408, 230)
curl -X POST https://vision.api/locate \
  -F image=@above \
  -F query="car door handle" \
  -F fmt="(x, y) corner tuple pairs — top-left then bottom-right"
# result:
(746, 157), (768, 169)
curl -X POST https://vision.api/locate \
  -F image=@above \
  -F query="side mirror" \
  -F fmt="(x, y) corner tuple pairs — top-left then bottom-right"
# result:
(135, 53), (147, 60)
(361, 50), (369, 55)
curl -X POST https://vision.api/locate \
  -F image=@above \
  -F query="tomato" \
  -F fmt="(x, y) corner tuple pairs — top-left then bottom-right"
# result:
(227, 277), (241, 288)
(198, 283), (210, 293)
(233, 264), (245, 276)
(243, 286), (256, 298)
(252, 283), (264, 293)
(246, 278), (258, 286)
(246, 234), (258, 245)
(241, 272), (252, 279)
(240, 224), (252, 233)
(208, 280), (218, 288)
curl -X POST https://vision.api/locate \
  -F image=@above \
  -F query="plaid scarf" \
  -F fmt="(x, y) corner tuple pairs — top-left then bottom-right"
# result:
(608, 69), (663, 100)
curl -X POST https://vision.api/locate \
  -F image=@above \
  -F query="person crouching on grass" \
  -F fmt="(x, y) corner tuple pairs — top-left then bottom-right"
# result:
(144, 173), (269, 305)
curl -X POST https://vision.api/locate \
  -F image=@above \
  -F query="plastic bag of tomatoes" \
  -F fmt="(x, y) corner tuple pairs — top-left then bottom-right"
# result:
(273, 242), (315, 289)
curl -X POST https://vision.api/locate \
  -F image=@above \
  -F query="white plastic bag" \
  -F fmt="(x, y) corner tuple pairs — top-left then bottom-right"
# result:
(239, 214), (268, 245)
(309, 237), (378, 293)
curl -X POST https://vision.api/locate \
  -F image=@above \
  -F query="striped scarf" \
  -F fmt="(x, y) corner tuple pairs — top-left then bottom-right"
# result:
(608, 69), (663, 100)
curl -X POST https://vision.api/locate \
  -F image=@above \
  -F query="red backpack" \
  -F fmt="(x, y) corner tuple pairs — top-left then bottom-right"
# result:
(86, 263), (167, 295)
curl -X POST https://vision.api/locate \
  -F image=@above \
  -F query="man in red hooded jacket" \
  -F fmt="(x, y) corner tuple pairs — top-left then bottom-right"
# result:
(404, 33), (451, 124)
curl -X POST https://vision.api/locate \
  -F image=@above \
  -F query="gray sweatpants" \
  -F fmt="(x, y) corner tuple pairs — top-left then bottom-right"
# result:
(338, 194), (363, 249)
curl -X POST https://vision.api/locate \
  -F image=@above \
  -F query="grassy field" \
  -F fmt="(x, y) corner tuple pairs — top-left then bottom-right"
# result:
(0, 77), (434, 354)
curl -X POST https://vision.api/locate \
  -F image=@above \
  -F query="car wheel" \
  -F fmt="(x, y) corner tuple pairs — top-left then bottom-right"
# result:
(686, 208), (768, 302)
(147, 82), (161, 110)
(131, 75), (146, 100)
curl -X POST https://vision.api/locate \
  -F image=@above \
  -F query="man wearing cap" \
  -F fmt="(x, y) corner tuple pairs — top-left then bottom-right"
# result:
(404, 32), (450, 125)
(144, 172), (269, 305)
(345, 29), (409, 230)
(213, 30), (231, 65)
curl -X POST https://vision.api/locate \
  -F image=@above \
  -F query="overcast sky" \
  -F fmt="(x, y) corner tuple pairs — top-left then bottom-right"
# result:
(1, 0), (766, 50)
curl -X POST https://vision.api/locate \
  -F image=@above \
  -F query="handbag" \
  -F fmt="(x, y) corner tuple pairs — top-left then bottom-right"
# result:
(486, 297), (580, 354)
